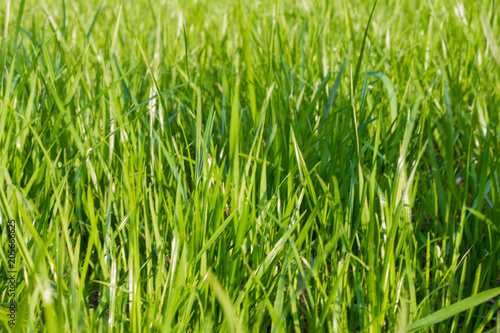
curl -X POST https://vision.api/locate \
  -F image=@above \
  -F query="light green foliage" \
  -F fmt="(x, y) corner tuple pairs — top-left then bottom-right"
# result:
(0, 0), (499, 332)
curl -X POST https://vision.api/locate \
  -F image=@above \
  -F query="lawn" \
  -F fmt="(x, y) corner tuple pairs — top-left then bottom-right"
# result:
(0, 0), (499, 331)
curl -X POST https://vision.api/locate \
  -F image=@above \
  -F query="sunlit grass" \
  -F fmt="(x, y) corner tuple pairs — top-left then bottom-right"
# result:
(0, 0), (499, 332)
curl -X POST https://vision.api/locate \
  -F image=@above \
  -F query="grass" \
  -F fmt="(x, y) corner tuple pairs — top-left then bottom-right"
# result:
(0, 0), (499, 331)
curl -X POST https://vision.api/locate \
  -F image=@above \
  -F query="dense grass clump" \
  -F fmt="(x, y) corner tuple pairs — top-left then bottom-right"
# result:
(1, 0), (499, 331)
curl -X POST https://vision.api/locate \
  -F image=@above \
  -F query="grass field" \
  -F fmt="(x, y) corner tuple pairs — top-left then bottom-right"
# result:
(1, 0), (500, 331)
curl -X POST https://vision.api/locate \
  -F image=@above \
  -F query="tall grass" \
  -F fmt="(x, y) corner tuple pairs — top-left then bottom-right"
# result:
(0, 0), (499, 331)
